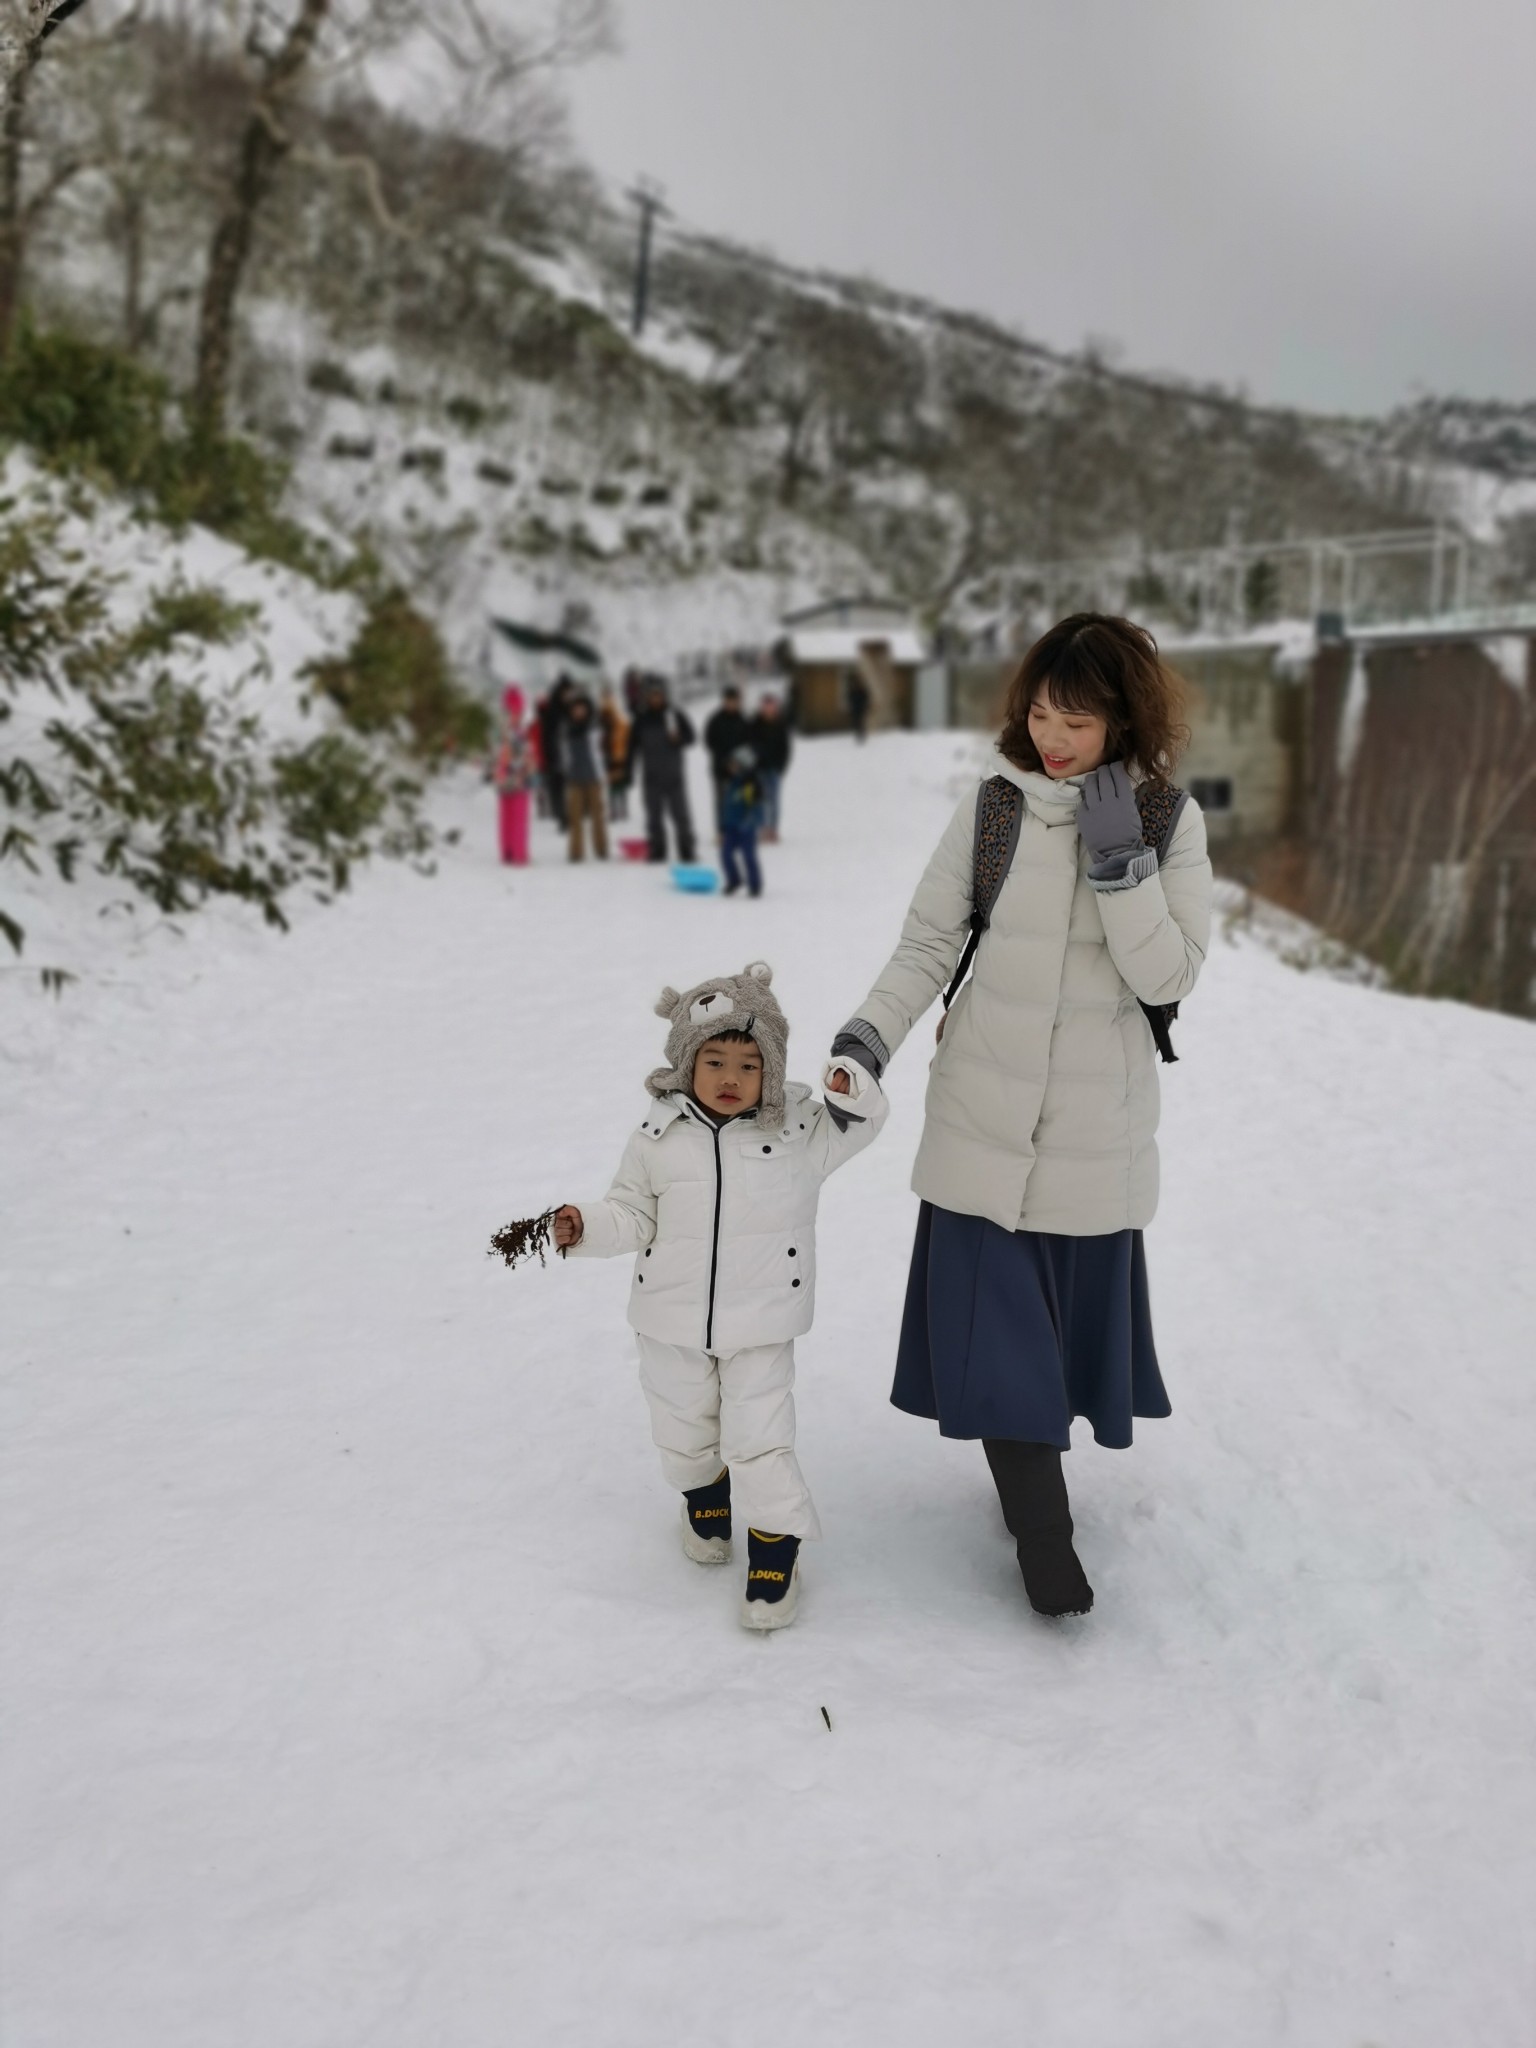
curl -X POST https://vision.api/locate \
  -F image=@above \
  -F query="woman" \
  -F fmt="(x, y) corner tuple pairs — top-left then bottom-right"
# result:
(832, 614), (1212, 1617)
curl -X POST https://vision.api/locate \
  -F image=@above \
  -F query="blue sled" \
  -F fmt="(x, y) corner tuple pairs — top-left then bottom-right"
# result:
(671, 863), (719, 894)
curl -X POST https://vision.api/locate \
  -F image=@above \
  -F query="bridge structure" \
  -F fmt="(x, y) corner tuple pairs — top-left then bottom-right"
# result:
(977, 525), (1512, 652)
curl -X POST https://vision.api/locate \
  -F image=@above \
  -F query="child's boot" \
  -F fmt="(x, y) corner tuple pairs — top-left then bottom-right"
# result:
(681, 1468), (733, 1564)
(741, 1528), (801, 1630)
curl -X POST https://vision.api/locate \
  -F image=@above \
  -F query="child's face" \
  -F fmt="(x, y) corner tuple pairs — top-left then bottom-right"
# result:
(692, 1038), (763, 1116)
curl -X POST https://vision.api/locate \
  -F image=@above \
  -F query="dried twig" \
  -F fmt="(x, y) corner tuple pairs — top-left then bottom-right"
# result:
(487, 1208), (558, 1270)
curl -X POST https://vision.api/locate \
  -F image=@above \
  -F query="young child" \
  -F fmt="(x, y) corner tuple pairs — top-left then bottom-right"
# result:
(554, 961), (887, 1630)
(719, 743), (765, 898)
(493, 685), (532, 865)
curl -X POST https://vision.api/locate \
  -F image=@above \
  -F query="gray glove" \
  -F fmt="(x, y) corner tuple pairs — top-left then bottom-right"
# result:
(1076, 761), (1144, 868)
(831, 1019), (889, 1080)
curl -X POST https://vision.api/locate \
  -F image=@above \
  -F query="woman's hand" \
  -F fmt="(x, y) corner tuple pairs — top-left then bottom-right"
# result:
(553, 1204), (584, 1248)
(1076, 761), (1144, 866)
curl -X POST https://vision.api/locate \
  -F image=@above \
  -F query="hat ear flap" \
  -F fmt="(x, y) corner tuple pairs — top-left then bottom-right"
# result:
(744, 961), (773, 986)
(654, 986), (681, 1020)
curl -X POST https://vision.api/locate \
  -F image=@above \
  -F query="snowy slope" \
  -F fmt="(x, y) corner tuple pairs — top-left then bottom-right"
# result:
(4, 735), (1534, 2048)
(0, 457), (367, 999)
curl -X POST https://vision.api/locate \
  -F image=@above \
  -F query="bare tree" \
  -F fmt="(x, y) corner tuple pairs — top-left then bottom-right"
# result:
(190, 0), (616, 434)
(0, 0), (94, 350)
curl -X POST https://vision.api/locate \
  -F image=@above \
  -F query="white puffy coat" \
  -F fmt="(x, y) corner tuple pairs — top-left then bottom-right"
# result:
(567, 1066), (889, 1352)
(853, 762), (1211, 1236)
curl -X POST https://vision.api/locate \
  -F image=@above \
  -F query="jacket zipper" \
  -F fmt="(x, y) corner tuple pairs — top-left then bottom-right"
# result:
(704, 1119), (724, 1352)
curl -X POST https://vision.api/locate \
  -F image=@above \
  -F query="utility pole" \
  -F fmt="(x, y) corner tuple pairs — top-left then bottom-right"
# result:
(626, 176), (668, 337)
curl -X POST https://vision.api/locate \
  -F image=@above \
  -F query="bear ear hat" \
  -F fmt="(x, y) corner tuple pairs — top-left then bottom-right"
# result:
(744, 961), (772, 986)
(654, 986), (682, 1020)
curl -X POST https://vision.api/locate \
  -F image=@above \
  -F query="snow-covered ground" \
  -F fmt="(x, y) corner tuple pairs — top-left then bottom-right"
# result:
(4, 735), (1534, 2047)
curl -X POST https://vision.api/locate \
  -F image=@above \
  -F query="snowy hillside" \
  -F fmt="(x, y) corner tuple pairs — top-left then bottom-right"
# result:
(33, 8), (1536, 684)
(5, 733), (1534, 2047)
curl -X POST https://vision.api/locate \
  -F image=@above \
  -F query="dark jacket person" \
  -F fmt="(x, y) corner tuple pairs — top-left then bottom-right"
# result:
(628, 680), (698, 863)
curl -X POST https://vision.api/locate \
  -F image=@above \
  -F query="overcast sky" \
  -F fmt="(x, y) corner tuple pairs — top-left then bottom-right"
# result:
(558, 0), (1536, 416)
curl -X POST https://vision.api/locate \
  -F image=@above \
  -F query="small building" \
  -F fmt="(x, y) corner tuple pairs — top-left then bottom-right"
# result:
(779, 598), (927, 735)
(1161, 630), (1311, 852)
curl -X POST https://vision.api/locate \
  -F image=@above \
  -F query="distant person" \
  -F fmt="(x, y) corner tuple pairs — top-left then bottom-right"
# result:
(552, 962), (889, 1628)
(560, 694), (609, 862)
(704, 685), (753, 833)
(845, 669), (871, 744)
(526, 699), (548, 816)
(827, 613), (1213, 1619)
(629, 678), (698, 863)
(719, 743), (765, 898)
(751, 693), (792, 843)
(599, 686), (631, 821)
(538, 675), (577, 826)
(493, 685), (533, 865)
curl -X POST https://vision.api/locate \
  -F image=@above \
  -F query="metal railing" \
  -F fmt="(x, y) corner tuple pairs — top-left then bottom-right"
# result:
(986, 526), (1494, 647)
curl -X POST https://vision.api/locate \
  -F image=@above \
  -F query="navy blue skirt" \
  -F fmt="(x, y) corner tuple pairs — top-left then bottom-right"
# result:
(892, 1202), (1171, 1450)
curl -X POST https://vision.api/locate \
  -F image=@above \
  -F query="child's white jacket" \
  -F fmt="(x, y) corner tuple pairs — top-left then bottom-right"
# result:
(567, 1064), (888, 1353)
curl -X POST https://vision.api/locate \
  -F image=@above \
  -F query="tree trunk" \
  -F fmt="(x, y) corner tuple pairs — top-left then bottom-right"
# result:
(0, 0), (93, 356)
(117, 177), (142, 348)
(190, 0), (330, 436)
(0, 26), (42, 354)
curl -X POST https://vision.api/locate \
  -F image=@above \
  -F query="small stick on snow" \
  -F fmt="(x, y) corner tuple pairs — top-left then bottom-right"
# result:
(820, 1706), (832, 1731)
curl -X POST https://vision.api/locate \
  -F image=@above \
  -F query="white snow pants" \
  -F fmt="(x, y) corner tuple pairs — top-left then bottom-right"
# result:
(634, 1335), (821, 1540)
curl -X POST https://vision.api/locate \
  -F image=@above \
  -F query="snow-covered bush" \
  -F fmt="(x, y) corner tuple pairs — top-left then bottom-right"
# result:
(0, 325), (333, 581)
(0, 494), (428, 964)
(303, 590), (490, 762)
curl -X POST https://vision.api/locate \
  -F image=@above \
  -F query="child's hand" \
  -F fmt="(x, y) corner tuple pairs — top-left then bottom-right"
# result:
(553, 1205), (584, 1248)
(826, 1065), (851, 1094)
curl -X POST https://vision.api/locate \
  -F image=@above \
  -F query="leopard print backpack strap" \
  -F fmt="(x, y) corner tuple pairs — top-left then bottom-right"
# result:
(972, 775), (1025, 927)
(1134, 781), (1189, 863)
(1131, 780), (1190, 1065)
(943, 776), (1023, 1010)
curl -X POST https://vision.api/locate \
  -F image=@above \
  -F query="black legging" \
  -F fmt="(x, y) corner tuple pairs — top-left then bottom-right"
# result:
(643, 773), (696, 862)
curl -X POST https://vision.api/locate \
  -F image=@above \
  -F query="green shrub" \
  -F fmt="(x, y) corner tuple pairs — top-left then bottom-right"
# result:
(516, 514), (560, 556)
(0, 325), (172, 491)
(308, 359), (361, 399)
(0, 496), (429, 965)
(129, 583), (262, 656)
(444, 394), (486, 431)
(304, 591), (490, 760)
(0, 325), (334, 581)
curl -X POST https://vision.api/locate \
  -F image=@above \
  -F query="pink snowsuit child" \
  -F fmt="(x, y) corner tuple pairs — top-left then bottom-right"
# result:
(496, 687), (532, 865)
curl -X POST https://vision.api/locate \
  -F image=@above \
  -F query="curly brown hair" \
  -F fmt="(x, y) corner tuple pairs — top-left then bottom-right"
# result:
(997, 612), (1190, 788)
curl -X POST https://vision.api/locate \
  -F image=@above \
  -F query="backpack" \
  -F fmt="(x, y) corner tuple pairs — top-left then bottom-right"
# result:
(942, 776), (1190, 1064)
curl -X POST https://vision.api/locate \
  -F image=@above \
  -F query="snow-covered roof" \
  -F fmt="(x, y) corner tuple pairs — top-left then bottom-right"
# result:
(781, 597), (915, 631)
(787, 627), (927, 666)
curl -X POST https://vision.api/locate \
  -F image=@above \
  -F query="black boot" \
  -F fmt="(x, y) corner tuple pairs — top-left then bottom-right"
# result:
(983, 1439), (1094, 1617)
(741, 1528), (801, 1630)
(681, 1468), (732, 1564)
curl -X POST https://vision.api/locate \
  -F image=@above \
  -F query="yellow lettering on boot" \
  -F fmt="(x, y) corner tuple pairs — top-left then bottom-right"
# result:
(748, 1569), (787, 1583)
(693, 1507), (730, 1519)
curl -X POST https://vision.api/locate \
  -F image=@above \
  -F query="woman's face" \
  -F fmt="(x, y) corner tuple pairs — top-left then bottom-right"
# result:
(1027, 685), (1109, 779)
